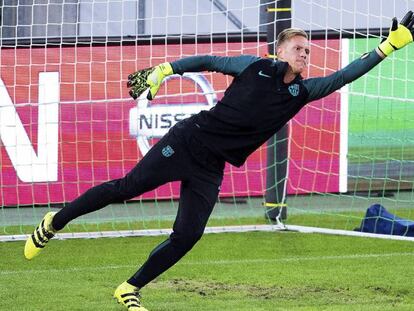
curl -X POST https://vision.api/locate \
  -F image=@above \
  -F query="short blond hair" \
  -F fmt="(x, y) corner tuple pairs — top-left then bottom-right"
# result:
(276, 28), (308, 49)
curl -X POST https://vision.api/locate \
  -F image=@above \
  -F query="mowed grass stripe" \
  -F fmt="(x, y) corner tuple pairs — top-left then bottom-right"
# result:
(1, 232), (413, 310)
(2, 251), (414, 276)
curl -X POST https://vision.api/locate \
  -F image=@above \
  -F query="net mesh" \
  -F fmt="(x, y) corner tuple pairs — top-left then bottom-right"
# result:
(1, 0), (413, 239)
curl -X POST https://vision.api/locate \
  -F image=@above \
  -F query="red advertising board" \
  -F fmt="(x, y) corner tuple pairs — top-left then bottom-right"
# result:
(0, 40), (340, 206)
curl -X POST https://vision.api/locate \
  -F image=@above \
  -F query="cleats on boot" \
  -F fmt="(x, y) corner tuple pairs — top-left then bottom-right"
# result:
(24, 212), (57, 260)
(114, 281), (148, 311)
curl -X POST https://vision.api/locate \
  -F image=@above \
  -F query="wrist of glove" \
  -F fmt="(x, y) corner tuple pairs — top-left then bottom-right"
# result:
(127, 62), (174, 100)
(378, 11), (414, 57)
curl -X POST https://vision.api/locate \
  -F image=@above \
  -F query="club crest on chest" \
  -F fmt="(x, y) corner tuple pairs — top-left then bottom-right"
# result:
(288, 84), (300, 97)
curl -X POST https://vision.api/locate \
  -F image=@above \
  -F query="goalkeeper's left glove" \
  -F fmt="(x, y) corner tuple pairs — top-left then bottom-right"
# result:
(127, 62), (174, 100)
(378, 11), (414, 57)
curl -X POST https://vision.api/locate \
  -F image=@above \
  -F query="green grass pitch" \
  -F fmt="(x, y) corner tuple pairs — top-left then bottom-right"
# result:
(1, 232), (413, 311)
(348, 39), (414, 163)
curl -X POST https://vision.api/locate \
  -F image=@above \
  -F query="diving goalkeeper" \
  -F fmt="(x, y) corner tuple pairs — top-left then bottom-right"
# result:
(24, 12), (414, 311)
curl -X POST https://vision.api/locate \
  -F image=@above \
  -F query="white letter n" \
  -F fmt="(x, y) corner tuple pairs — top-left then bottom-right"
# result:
(0, 72), (59, 182)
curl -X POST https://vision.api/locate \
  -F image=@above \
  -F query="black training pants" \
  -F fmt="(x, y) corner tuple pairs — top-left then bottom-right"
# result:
(52, 122), (224, 288)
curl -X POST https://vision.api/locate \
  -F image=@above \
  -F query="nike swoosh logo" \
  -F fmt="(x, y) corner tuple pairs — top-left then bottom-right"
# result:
(258, 70), (272, 78)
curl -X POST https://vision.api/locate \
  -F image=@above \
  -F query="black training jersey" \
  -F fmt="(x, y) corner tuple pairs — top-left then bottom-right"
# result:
(171, 51), (383, 167)
(187, 59), (307, 167)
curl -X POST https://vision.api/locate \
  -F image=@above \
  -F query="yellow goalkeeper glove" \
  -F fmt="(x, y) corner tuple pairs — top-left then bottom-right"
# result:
(378, 11), (414, 57)
(127, 62), (174, 100)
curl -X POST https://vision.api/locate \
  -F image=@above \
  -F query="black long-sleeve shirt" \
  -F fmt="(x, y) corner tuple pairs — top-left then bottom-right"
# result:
(170, 51), (383, 167)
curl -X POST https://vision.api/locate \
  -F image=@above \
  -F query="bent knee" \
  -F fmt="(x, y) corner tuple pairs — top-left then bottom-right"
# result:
(170, 231), (204, 251)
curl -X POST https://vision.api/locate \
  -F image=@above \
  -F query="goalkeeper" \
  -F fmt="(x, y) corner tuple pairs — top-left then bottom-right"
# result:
(24, 12), (414, 311)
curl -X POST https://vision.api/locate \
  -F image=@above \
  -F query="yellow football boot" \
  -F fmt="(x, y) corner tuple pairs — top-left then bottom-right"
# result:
(24, 212), (57, 260)
(114, 281), (148, 311)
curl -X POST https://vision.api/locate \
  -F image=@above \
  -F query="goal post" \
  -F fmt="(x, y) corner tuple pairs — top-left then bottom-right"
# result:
(263, 0), (291, 222)
(1, 0), (414, 242)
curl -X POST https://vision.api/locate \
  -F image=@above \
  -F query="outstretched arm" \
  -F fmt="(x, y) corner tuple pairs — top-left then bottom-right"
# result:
(304, 11), (414, 103)
(127, 55), (259, 100)
(171, 55), (260, 76)
(303, 49), (383, 103)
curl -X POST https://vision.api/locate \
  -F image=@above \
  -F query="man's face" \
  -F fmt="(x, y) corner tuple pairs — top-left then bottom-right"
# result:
(277, 35), (310, 75)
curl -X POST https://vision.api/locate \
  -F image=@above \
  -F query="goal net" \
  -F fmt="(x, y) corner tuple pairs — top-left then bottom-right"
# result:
(1, 0), (414, 241)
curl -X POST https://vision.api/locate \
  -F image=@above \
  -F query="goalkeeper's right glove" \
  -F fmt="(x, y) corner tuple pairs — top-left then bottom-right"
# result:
(378, 11), (414, 57)
(127, 62), (174, 100)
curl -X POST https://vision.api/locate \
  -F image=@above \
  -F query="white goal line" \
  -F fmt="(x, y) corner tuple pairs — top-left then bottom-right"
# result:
(1, 224), (414, 242)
